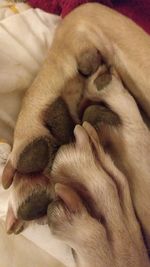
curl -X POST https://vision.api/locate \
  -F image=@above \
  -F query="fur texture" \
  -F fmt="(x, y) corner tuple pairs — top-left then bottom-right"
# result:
(1, 3), (150, 266)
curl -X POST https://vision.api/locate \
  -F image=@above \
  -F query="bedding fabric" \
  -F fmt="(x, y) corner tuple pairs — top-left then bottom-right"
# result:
(0, 3), (60, 143)
(27, 0), (150, 34)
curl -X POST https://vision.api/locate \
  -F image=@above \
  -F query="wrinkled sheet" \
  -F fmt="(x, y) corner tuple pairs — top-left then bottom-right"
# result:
(0, 2), (60, 143)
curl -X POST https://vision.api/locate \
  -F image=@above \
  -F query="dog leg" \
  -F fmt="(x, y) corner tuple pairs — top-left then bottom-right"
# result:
(48, 126), (150, 267)
(2, 37), (103, 185)
(86, 72), (150, 249)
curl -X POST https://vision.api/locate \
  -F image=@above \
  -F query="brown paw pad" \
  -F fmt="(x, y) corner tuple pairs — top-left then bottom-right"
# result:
(94, 72), (112, 90)
(18, 190), (52, 221)
(43, 97), (75, 144)
(82, 104), (121, 126)
(78, 49), (102, 77)
(17, 138), (49, 174)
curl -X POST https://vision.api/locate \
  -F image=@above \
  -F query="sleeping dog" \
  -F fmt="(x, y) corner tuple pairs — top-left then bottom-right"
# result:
(1, 2), (150, 262)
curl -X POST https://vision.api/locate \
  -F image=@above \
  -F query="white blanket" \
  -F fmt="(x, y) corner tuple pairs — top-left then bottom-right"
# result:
(0, 3), (75, 267)
(0, 2), (60, 143)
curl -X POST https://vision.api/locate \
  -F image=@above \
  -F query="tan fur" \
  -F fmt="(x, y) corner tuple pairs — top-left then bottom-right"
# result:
(49, 72), (150, 246)
(2, 3), (150, 266)
(8, 3), (150, 167)
(47, 122), (150, 267)
(91, 73), (150, 249)
(9, 75), (150, 266)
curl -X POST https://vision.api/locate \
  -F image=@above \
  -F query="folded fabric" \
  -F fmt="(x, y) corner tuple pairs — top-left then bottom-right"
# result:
(27, 0), (150, 34)
(0, 1), (30, 20)
(0, 5), (60, 143)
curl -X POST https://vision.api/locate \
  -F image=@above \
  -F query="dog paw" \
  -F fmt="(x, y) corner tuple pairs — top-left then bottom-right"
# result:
(1, 97), (75, 190)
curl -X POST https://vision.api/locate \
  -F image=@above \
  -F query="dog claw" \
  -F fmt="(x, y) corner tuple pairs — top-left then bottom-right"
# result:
(6, 205), (24, 235)
(74, 124), (89, 149)
(2, 160), (16, 189)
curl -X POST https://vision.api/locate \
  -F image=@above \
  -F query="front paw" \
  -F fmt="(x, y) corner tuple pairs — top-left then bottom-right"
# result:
(1, 97), (74, 190)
